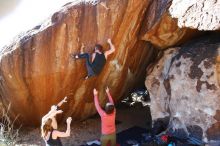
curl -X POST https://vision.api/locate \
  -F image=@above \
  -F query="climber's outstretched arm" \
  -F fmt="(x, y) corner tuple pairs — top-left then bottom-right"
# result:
(57, 96), (68, 107)
(105, 39), (115, 59)
(105, 87), (114, 104)
(93, 88), (105, 116)
(41, 109), (63, 124)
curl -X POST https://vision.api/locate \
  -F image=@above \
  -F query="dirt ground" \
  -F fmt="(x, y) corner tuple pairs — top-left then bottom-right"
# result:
(16, 105), (151, 146)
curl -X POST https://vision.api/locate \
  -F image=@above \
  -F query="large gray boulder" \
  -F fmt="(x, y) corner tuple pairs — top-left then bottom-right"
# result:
(146, 34), (220, 143)
(169, 0), (220, 30)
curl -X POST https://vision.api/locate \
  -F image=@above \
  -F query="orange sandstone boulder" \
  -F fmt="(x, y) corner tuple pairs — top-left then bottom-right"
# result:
(0, 0), (156, 125)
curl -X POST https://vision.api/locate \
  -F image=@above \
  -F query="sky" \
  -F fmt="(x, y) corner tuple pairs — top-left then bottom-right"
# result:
(0, 0), (76, 49)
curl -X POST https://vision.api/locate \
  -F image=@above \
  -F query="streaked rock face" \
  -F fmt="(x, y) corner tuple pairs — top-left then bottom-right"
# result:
(0, 0), (156, 125)
(146, 34), (220, 143)
(0, 1), (218, 136)
(169, 0), (220, 30)
(2, 0), (201, 125)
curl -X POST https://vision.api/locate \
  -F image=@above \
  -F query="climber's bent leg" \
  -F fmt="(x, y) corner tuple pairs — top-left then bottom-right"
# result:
(78, 53), (95, 78)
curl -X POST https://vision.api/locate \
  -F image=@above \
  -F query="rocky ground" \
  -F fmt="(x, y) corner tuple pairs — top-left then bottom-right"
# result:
(16, 104), (151, 146)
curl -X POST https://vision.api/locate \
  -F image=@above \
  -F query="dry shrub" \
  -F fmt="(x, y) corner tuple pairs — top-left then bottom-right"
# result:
(0, 104), (21, 146)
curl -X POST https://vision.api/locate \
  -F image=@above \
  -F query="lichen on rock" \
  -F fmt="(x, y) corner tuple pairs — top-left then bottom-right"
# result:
(169, 0), (220, 30)
(146, 34), (220, 142)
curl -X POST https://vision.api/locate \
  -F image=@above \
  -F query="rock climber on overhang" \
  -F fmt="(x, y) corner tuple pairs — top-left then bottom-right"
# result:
(71, 38), (116, 80)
